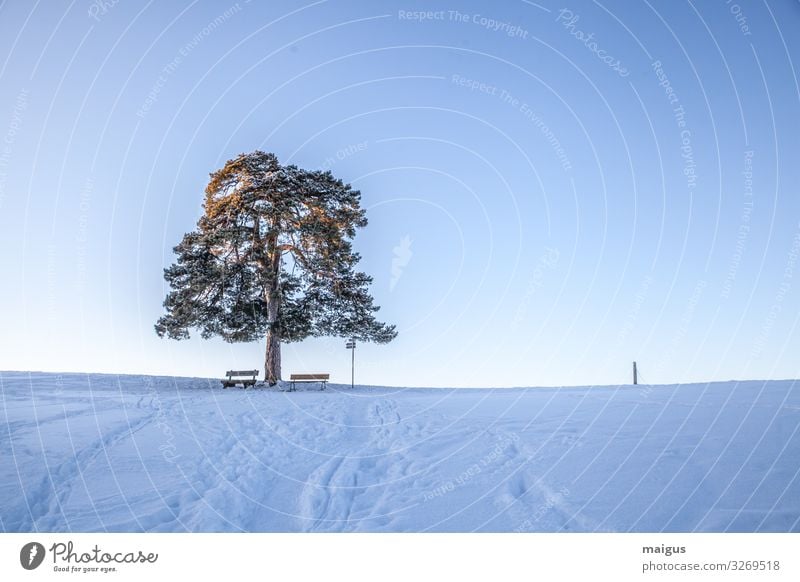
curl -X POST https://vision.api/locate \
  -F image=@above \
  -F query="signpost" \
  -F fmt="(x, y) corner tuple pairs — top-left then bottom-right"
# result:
(346, 339), (356, 389)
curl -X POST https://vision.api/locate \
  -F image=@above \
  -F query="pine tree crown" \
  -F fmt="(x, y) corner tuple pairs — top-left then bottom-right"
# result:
(155, 150), (397, 346)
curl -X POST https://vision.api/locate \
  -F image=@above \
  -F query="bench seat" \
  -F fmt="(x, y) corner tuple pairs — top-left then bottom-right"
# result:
(289, 373), (330, 391)
(222, 369), (258, 388)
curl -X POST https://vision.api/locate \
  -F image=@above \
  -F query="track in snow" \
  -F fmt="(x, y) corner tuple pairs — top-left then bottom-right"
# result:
(1, 372), (799, 532)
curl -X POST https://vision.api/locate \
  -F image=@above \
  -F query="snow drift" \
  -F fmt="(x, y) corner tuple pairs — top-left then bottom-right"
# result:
(1, 372), (798, 532)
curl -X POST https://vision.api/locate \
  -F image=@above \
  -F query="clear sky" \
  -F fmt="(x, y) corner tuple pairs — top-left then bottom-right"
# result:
(1, 0), (799, 387)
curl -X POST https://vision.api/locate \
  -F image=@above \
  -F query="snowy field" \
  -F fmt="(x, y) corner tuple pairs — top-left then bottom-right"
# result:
(1, 372), (798, 533)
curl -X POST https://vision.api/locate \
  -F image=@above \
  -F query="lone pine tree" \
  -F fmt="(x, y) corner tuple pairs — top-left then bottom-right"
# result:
(155, 151), (396, 385)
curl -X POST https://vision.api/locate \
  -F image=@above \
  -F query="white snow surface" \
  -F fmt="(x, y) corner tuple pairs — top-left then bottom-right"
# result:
(1, 372), (798, 532)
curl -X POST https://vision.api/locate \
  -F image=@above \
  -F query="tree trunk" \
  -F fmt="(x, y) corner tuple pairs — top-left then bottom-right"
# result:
(265, 326), (281, 385)
(263, 281), (282, 384)
(264, 232), (282, 385)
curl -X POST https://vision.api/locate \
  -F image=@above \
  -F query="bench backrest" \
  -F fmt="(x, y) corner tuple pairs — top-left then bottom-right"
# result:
(290, 373), (330, 380)
(226, 370), (258, 378)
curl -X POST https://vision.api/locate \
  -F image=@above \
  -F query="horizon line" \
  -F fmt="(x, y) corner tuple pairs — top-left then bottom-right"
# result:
(1, 369), (797, 391)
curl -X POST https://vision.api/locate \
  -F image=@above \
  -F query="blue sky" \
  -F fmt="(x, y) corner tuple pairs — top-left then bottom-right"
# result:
(1, 0), (799, 387)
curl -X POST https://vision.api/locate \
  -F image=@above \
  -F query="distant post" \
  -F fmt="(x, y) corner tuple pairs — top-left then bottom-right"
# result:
(346, 339), (356, 389)
(633, 361), (638, 385)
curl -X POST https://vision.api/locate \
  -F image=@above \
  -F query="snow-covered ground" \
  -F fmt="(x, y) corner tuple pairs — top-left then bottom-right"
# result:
(1, 372), (798, 532)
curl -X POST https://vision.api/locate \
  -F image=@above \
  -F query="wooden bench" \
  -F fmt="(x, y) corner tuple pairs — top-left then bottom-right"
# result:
(289, 373), (330, 391)
(221, 370), (258, 389)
